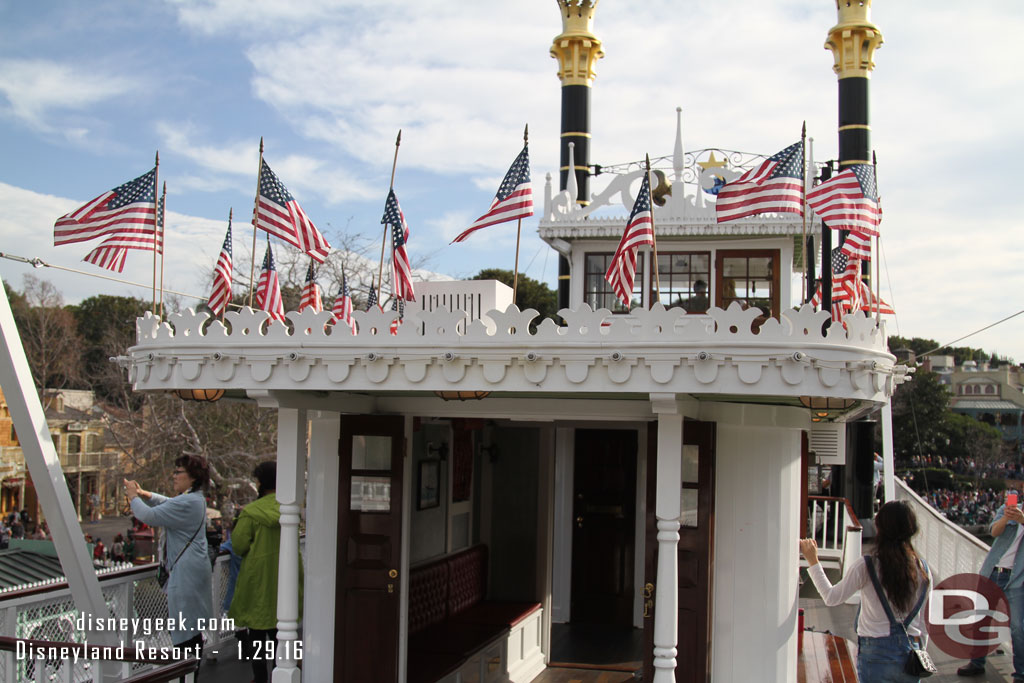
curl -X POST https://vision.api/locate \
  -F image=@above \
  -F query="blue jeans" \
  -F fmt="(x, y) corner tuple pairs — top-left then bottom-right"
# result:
(857, 631), (923, 682)
(970, 569), (1024, 678)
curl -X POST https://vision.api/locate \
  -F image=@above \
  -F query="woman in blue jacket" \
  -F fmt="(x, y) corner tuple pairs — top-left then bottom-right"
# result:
(125, 455), (213, 670)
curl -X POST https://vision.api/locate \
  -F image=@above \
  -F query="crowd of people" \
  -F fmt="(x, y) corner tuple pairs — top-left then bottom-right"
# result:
(0, 509), (49, 548)
(905, 454), (1024, 481)
(919, 488), (1001, 528)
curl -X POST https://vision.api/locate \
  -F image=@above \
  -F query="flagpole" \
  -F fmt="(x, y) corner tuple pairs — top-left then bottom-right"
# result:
(151, 151), (159, 315)
(158, 181), (167, 318)
(800, 122), (807, 304)
(377, 130), (402, 301)
(248, 137), (264, 308)
(646, 154), (661, 304)
(512, 124), (528, 307)
(224, 207), (233, 321)
(873, 151), (881, 327)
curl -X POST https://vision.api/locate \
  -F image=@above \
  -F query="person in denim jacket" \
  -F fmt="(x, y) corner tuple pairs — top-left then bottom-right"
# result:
(958, 495), (1024, 679)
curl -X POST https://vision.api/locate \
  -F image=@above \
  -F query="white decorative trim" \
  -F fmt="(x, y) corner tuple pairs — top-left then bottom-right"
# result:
(129, 303), (907, 405)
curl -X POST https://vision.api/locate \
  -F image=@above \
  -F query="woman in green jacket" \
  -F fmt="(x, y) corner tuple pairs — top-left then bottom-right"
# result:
(228, 461), (302, 683)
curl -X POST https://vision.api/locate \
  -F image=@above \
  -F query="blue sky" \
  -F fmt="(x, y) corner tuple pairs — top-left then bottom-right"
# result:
(1, 1), (1023, 361)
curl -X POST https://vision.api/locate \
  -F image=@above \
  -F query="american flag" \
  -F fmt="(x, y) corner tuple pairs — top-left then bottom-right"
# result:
(382, 189), (416, 301)
(840, 230), (872, 261)
(298, 260), (323, 312)
(254, 160), (331, 263)
(605, 171), (654, 308)
(331, 276), (355, 331)
(452, 145), (533, 243)
(80, 191), (165, 272)
(389, 297), (405, 335)
(82, 245), (127, 272)
(254, 241), (285, 322)
(366, 284), (379, 311)
(856, 280), (895, 315)
(806, 164), (880, 237)
(207, 220), (234, 317)
(54, 168), (157, 246)
(811, 247), (860, 321)
(715, 141), (804, 223)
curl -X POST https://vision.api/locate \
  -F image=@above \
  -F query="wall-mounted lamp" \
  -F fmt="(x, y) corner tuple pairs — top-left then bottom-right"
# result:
(427, 441), (449, 460)
(176, 389), (225, 402)
(798, 397), (856, 411)
(434, 391), (491, 401)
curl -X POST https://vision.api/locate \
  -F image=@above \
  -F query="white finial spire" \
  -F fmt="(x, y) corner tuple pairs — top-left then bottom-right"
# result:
(673, 106), (684, 183)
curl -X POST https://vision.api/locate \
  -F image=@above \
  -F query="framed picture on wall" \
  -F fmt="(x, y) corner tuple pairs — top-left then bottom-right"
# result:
(418, 460), (440, 510)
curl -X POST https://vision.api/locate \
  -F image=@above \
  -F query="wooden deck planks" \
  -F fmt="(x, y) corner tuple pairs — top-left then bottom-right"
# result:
(797, 631), (857, 683)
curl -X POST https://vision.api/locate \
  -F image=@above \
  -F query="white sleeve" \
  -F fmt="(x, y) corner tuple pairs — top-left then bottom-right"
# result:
(807, 556), (868, 607)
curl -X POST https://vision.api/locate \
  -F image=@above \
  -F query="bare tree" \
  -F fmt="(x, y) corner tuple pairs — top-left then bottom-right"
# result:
(11, 275), (84, 398)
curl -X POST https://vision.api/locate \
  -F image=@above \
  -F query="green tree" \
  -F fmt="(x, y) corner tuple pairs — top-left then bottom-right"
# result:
(887, 335), (992, 366)
(889, 369), (951, 461)
(944, 412), (1002, 465)
(472, 269), (557, 322)
(70, 294), (150, 405)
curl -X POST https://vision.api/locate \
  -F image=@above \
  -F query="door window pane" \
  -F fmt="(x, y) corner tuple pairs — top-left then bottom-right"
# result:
(352, 435), (391, 470)
(682, 445), (699, 484)
(680, 488), (698, 528)
(351, 476), (391, 512)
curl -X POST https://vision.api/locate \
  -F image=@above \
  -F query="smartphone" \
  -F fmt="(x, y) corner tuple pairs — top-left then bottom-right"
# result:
(1008, 493), (1018, 507)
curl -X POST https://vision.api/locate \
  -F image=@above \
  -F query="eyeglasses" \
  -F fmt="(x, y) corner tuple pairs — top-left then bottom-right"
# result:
(172, 469), (187, 476)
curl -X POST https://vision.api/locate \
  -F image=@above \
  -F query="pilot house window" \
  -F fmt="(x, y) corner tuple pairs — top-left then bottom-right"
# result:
(584, 253), (644, 313)
(716, 250), (780, 318)
(656, 252), (711, 313)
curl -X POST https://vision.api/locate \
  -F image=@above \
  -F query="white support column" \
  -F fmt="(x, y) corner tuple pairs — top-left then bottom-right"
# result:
(881, 399), (896, 503)
(0, 276), (119, 678)
(301, 410), (339, 683)
(273, 407), (307, 683)
(651, 395), (682, 683)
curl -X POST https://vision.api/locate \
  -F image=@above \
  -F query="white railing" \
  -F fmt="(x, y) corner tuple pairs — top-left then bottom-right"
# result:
(895, 478), (990, 584)
(803, 496), (863, 576)
(0, 554), (237, 682)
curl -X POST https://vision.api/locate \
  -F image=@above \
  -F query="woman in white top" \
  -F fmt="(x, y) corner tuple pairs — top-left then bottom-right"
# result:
(801, 500), (932, 682)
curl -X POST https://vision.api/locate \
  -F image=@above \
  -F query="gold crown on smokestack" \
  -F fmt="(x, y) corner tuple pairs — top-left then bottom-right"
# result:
(552, 0), (604, 86)
(826, 0), (883, 78)
(558, 0), (599, 25)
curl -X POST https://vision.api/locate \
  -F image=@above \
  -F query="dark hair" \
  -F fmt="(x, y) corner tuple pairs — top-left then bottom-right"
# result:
(873, 500), (921, 612)
(254, 461), (277, 497)
(174, 455), (209, 492)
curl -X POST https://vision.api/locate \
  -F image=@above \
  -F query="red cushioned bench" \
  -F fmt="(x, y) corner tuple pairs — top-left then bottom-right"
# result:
(408, 545), (543, 683)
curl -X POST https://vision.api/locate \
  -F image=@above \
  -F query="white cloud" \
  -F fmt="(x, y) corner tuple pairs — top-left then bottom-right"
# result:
(155, 121), (377, 204)
(0, 59), (137, 136)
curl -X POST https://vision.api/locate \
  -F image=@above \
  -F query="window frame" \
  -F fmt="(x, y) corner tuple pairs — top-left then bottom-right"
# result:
(650, 250), (712, 313)
(582, 251), (646, 313)
(715, 249), (781, 319)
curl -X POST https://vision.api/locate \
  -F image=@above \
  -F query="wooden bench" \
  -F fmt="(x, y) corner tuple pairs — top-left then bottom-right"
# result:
(408, 545), (546, 683)
(797, 630), (858, 683)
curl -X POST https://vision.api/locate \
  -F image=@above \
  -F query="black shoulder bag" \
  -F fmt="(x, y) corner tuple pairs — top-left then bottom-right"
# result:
(864, 555), (937, 678)
(157, 518), (205, 589)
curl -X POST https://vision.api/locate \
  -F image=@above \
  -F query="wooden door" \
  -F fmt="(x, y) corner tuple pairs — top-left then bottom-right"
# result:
(335, 415), (405, 683)
(643, 419), (716, 683)
(570, 428), (637, 625)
